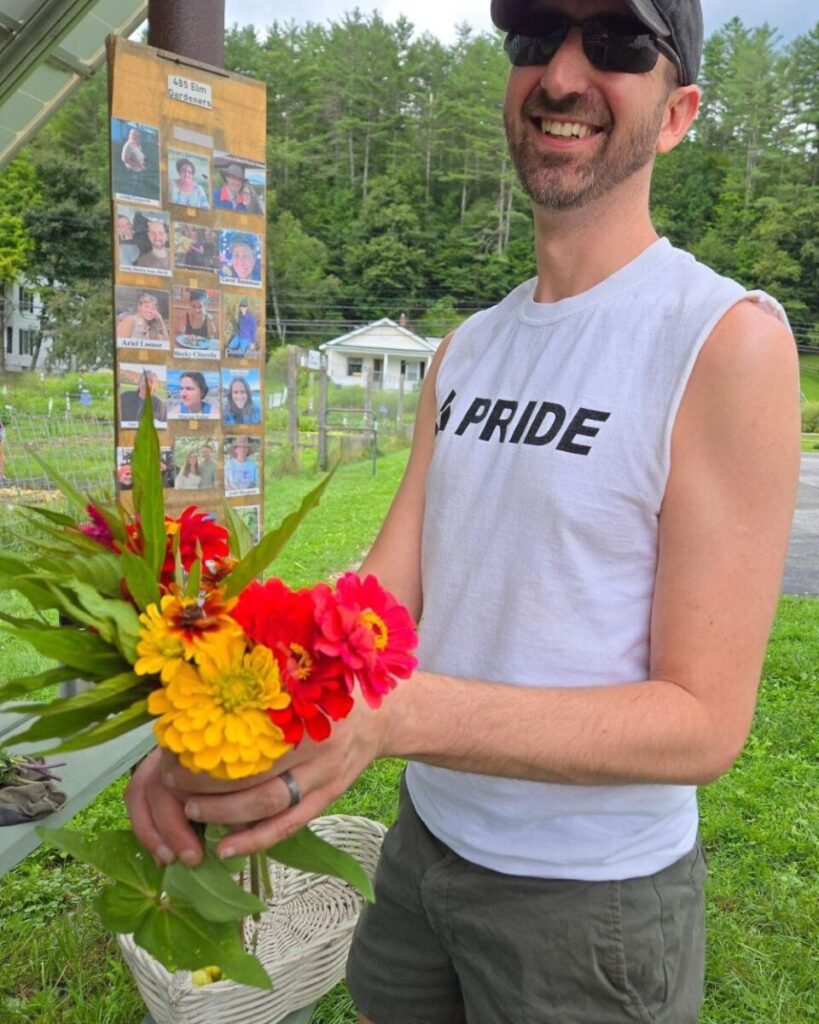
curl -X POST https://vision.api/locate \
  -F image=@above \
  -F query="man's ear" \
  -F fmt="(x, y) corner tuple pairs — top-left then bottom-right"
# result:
(657, 84), (701, 155)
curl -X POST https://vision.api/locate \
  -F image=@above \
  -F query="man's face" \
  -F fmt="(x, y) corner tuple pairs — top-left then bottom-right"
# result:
(226, 173), (243, 195)
(233, 445), (248, 461)
(117, 216), (133, 239)
(201, 446), (213, 461)
(147, 221), (167, 249)
(503, 0), (672, 210)
(231, 244), (255, 280)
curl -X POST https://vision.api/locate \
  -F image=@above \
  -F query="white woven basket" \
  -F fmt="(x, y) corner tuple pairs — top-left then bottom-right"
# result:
(118, 814), (386, 1024)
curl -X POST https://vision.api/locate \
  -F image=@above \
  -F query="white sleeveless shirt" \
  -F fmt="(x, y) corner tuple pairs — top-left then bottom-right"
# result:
(406, 238), (788, 880)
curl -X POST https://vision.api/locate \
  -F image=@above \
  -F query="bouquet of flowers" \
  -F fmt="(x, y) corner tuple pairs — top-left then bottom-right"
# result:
(0, 407), (417, 989)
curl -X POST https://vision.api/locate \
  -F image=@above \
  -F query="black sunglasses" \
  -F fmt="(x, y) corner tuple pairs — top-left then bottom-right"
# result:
(504, 10), (681, 76)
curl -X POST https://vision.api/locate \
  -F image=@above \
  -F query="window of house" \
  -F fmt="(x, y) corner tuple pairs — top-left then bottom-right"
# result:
(405, 361), (420, 382)
(5, 326), (12, 354)
(347, 357), (363, 376)
(19, 288), (35, 314)
(19, 328), (37, 355)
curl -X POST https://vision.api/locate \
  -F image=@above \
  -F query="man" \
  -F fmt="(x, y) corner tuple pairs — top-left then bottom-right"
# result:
(213, 161), (248, 211)
(225, 299), (257, 356)
(197, 444), (216, 489)
(125, 2), (800, 1021)
(119, 370), (166, 425)
(135, 219), (170, 272)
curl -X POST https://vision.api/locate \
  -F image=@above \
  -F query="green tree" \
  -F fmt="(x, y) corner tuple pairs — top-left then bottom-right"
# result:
(268, 211), (341, 343)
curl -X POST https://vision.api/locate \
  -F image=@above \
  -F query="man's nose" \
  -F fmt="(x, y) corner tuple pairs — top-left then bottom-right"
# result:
(538, 26), (594, 97)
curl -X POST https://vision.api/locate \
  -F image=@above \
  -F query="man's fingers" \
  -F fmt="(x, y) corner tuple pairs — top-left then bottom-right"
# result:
(214, 788), (336, 858)
(184, 767), (310, 826)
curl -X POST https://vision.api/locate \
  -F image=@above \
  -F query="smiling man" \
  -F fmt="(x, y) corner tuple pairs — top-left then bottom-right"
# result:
(125, 3), (800, 1021)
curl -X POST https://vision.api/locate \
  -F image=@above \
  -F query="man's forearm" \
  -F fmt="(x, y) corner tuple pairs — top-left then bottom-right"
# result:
(382, 670), (750, 787)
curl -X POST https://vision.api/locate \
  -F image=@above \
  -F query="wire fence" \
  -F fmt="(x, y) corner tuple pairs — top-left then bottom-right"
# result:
(0, 411), (407, 552)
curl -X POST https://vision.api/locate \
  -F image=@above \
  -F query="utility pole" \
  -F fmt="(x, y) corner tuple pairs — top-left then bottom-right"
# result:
(147, 0), (225, 67)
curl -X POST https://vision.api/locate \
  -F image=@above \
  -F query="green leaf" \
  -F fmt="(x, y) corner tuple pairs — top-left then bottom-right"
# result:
(163, 848), (265, 923)
(19, 504), (79, 528)
(36, 828), (162, 891)
(120, 548), (161, 611)
(25, 444), (92, 518)
(132, 399), (166, 579)
(41, 699), (152, 753)
(12, 673), (147, 741)
(224, 471), (334, 597)
(267, 825), (375, 903)
(204, 824), (247, 874)
(0, 575), (62, 612)
(64, 581), (141, 662)
(224, 502), (253, 559)
(134, 904), (272, 988)
(184, 558), (202, 600)
(96, 880), (155, 933)
(0, 665), (78, 703)
(0, 620), (128, 674)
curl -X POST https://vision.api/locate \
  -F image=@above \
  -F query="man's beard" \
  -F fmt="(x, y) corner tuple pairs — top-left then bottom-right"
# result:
(505, 91), (665, 210)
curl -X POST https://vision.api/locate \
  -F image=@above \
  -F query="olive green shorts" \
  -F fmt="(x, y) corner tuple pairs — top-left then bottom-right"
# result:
(346, 779), (706, 1024)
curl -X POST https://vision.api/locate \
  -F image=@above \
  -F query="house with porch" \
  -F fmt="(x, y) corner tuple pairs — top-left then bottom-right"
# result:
(320, 317), (439, 391)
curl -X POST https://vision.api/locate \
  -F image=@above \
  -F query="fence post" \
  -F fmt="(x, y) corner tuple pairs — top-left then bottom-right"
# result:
(397, 363), (405, 438)
(286, 345), (299, 470)
(318, 355), (328, 471)
(363, 366), (373, 426)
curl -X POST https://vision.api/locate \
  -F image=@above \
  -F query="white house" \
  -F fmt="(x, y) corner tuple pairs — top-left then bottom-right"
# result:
(320, 318), (439, 391)
(0, 279), (52, 371)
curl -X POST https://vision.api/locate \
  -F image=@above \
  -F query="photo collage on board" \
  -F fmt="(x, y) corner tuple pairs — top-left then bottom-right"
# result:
(112, 107), (265, 538)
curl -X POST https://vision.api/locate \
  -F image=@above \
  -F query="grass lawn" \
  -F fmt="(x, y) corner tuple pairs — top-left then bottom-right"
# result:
(1, 448), (817, 1023)
(799, 354), (819, 402)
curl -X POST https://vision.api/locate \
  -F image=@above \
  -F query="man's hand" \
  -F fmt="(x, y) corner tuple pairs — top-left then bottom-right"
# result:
(124, 688), (390, 864)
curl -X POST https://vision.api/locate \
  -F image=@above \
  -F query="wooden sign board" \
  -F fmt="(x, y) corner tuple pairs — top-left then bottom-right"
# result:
(108, 36), (266, 543)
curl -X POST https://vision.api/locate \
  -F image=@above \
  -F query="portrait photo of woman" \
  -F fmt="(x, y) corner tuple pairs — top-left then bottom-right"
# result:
(223, 373), (261, 426)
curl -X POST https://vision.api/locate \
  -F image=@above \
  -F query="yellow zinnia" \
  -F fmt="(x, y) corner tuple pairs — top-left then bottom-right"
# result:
(147, 635), (292, 779)
(136, 590), (242, 682)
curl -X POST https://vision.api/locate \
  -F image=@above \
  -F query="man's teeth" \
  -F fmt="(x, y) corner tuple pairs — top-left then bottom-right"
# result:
(540, 119), (594, 138)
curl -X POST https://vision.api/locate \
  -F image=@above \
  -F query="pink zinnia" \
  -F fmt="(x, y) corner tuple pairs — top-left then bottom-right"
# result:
(314, 573), (418, 708)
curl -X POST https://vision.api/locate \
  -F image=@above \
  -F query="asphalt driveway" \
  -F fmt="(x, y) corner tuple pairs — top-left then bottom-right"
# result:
(782, 452), (819, 596)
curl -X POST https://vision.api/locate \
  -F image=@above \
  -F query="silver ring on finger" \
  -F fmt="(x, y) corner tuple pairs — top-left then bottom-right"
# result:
(279, 769), (301, 808)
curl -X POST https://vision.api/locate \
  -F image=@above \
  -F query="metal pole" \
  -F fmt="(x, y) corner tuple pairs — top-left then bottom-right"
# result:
(287, 345), (300, 469)
(148, 0), (226, 67)
(318, 356), (328, 471)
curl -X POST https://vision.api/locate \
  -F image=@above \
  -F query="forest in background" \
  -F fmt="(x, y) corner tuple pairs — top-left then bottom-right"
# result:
(0, 11), (816, 369)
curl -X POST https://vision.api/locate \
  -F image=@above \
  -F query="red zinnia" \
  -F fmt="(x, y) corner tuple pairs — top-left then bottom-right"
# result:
(160, 506), (230, 584)
(234, 579), (352, 744)
(314, 573), (418, 708)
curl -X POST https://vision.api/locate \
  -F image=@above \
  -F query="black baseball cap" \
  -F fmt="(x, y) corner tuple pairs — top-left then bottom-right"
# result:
(490, 1), (704, 85)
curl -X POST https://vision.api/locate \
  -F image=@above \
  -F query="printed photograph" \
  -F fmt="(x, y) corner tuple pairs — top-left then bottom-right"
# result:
(223, 293), (261, 358)
(116, 206), (171, 276)
(222, 368), (262, 427)
(223, 435), (261, 496)
(173, 224), (220, 274)
(219, 231), (262, 288)
(172, 287), (220, 359)
(111, 118), (160, 205)
(211, 153), (265, 215)
(172, 436), (220, 491)
(115, 286), (170, 352)
(167, 149), (210, 209)
(118, 364), (167, 429)
(166, 368), (221, 421)
(232, 503), (261, 545)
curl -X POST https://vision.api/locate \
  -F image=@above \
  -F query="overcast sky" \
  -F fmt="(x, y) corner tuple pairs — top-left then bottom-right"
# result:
(223, 1), (816, 45)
